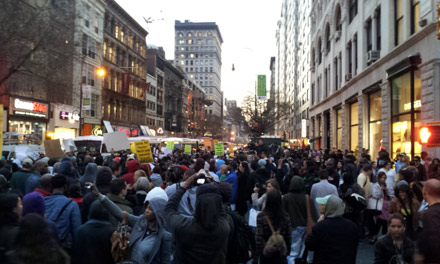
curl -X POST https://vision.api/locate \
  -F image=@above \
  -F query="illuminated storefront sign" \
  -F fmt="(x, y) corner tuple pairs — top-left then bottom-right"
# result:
(10, 97), (48, 119)
(403, 100), (421, 111)
(60, 111), (80, 121)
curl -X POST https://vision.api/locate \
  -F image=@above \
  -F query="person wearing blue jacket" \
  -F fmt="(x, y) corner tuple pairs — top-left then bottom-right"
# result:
(222, 161), (238, 205)
(95, 186), (172, 264)
(44, 174), (81, 253)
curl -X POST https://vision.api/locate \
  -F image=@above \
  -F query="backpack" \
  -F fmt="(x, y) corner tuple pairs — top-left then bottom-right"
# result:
(344, 187), (367, 212)
(226, 210), (255, 263)
(263, 215), (287, 257)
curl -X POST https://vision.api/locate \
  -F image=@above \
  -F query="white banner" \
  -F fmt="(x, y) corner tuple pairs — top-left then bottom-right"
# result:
(82, 85), (92, 110)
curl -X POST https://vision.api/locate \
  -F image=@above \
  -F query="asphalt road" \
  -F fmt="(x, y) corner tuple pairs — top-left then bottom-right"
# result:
(357, 238), (375, 264)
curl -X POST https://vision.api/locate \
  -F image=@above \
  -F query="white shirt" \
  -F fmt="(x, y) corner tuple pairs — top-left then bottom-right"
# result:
(378, 168), (397, 197)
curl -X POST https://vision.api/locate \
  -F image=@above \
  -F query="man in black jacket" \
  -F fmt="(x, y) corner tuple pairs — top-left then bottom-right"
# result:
(305, 195), (359, 264)
(73, 200), (115, 264)
(164, 174), (231, 264)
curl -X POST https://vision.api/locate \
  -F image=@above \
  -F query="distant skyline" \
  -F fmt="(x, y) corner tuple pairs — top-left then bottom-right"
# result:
(115, 0), (282, 106)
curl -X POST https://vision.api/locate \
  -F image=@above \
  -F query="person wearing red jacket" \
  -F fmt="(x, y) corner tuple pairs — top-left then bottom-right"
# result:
(123, 160), (140, 186)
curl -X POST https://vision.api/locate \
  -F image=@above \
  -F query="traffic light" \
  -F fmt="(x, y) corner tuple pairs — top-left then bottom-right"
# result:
(419, 124), (440, 147)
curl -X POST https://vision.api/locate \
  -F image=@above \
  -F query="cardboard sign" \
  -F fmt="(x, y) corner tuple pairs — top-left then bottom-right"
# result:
(62, 139), (77, 152)
(203, 139), (212, 150)
(184, 145), (192, 154)
(134, 140), (153, 163)
(214, 143), (224, 156)
(103, 131), (130, 151)
(166, 141), (174, 150)
(44, 139), (65, 158)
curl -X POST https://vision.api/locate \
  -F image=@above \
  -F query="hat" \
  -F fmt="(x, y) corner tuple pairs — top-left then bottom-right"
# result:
(258, 159), (266, 168)
(145, 187), (168, 203)
(22, 158), (33, 168)
(316, 194), (332, 205)
(127, 154), (136, 161)
(397, 180), (410, 191)
(22, 193), (45, 217)
(150, 174), (163, 187)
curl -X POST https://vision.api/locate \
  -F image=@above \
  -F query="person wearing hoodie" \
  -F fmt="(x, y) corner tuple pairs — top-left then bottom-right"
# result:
(163, 175), (231, 264)
(305, 195), (359, 264)
(283, 176), (318, 262)
(216, 158), (226, 177)
(80, 163), (98, 188)
(58, 157), (80, 187)
(127, 177), (150, 216)
(72, 200), (115, 264)
(123, 160), (140, 186)
(44, 175), (81, 253)
(95, 186), (172, 264)
(22, 192), (58, 241)
(80, 167), (113, 224)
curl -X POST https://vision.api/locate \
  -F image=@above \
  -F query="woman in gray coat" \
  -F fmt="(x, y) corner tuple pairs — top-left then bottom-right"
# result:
(92, 185), (171, 264)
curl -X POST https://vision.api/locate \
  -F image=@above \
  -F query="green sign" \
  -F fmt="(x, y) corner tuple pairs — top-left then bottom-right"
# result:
(166, 141), (174, 150)
(214, 143), (224, 156)
(257, 75), (266, 100)
(184, 145), (192, 154)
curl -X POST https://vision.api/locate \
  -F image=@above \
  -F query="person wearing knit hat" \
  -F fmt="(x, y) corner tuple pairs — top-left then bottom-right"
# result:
(150, 173), (163, 188)
(258, 159), (266, 169)
(22, 192), (46, 217)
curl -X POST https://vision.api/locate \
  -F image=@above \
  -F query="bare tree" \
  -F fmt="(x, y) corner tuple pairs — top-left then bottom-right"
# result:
(239, 95), (290, 136)
(0, 0), (77, 104)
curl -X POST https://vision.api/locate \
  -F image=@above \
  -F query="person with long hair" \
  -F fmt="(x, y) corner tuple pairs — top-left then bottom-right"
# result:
(388, 180), (421, 240)
(11, 213), (69, 264)
(235, 161), (251, 216)
(369, 172), (390, 243)
(255, 190), (291, 264)
(0, 193), (22, 263)
(252, 179), (280, 211)
(374, 214), (414, 264)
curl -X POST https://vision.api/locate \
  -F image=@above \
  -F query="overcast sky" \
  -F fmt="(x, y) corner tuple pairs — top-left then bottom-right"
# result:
(116, 0), (282, 106)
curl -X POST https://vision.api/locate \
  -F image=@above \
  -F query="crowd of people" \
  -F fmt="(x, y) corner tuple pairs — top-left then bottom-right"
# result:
(0, 142), (440, 264)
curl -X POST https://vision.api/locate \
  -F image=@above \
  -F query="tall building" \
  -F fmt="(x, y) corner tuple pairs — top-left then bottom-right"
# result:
(305, 0), (440, 158)
(101, 0), (148, 136)
(174, 20), (224, 135)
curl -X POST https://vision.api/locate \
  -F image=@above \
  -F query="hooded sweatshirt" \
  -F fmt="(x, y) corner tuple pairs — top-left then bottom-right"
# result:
(80, 163), (98, 186)
(305, 195), (359, 264)
(164, 184), (231, 264)
(98, 187), (172, 264)
(123, 160), (140, 186)
(283, 176), (318, 228)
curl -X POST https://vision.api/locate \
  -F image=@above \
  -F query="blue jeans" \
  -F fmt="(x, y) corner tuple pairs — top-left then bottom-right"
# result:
(287, 226), (310, 264)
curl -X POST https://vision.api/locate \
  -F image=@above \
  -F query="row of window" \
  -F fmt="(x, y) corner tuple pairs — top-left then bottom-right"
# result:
(102, 102), (145, 124)
(178, 53), (214, 59)
(177, 39), (215, 46)
(177, 31), (213, 38)
(105, 15), (146, 57)
(146, 100), (156, 111)
(104, 71), (146, 100)
(184, 67), (214, 73)
(103, 41), (145, 78)
(176, 46), (218, 52)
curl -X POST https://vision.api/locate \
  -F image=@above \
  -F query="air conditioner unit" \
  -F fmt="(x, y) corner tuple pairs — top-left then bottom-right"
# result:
(367, 50), (380, 63)
(345, 73), (352, 81)
(335, 30), (342, 41)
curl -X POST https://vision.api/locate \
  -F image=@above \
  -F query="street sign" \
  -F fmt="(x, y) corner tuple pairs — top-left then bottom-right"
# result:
(419, 122), (440, 147)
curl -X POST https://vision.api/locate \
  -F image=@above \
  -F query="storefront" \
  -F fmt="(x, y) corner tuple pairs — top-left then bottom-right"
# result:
(49, 103), (80, 140)
(8, 97), (49, 144)
(368, 90), (382, 155)
(114, 126), (140, 137)
(389, 63), (422, 159)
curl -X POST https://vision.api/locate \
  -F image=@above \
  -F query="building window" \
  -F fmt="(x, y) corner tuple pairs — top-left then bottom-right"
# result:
(391, 69), (421, 159)
(325, 24), (331, 53)
(334, 57), (338, 90)
(395, 0), (404, 46)
(311, 83), (315, 105)
(368, 91), (382, 155)
(349, 0), (358, 23)
(411, 0), (420, 34)
(376, 7), (381, 50)
(347, 41), (352, 75)
(336, 109), (342, 150)
(350, 102), (359, 151)
(318, 38), (322, 64)
(366, 19), (372, 53)
(354, 35), (358, 75)
(335, 5), (342, 32)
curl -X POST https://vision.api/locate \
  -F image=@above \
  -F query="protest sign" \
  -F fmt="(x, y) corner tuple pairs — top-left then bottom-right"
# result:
(184, 145), (192, 154)
(134, 140), (153, 163)
(44, 139), (65, 158)
(166, 141), (174, 150)
(214, 143), (224, 156)
(103, 131), (130, 151)
(203, 139), (212, 150)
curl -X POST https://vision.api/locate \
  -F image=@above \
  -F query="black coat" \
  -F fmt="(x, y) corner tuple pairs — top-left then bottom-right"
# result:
(305, 217), (359, 264)
(374, 233), (414, 264)
(72, 220), (115, 264)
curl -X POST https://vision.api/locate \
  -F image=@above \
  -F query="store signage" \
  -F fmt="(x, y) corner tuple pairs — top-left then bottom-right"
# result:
(404, 100), (421, 111)
(301, 119), (307, 138)
(60, 111), (80, 121)
(92, 127), (103, 136)
(157, 127), (164, 135)
(14, 98), (47, 113)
